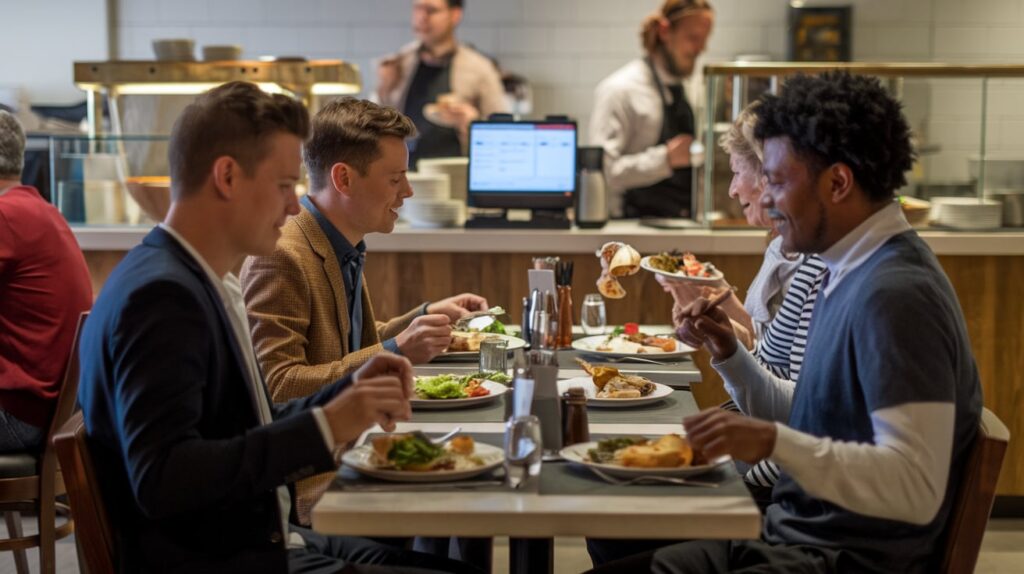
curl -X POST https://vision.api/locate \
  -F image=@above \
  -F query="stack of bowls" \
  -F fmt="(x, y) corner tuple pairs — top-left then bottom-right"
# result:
(930, 197), (1003, 230)
(400, 199), (465, 228)
(417, 157), (469, 201)
(401, 172), (465, 228)
(152, 39), (196, 61)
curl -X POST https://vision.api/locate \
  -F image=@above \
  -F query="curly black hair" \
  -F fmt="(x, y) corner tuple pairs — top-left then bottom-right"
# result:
(753, 71), (915, 202)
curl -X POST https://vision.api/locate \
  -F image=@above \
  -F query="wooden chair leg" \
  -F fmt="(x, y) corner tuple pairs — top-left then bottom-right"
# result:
(3, 510), (31, 574)
(39, 496), (57, 574)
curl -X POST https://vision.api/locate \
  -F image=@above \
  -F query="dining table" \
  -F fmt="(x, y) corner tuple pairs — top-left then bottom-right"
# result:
(312, 335), (763, 574)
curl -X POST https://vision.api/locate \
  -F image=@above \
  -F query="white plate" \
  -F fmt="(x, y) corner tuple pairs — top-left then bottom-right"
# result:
(640, 255), (724, 283)
(558, 377), (674, 408)
(342, 441), (504, 483)
(571, 334), (694, 360)
(560, 440), (731, 478)
(423, 103), (457, 128)
(440, 333), (527, 358)
(411, 379), (508, 410)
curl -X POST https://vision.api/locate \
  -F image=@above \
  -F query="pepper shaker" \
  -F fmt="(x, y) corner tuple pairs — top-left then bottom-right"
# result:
(562, 387), (590, 446)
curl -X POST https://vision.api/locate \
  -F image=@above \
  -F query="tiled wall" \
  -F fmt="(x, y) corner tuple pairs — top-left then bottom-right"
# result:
(116, 0), (1024, 184)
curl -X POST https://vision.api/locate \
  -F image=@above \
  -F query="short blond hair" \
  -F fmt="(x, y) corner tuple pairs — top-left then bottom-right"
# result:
(641, 0), (713, 53)
(718, 102), (763, 171)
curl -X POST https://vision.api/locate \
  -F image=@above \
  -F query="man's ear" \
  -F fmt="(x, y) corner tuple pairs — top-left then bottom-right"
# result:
(330, 162), (355, 198)
(211, 156), (238, 200)
(827, 162), (856, 204)
(657, 16), (671, 43)
(450, 6), (464, 27)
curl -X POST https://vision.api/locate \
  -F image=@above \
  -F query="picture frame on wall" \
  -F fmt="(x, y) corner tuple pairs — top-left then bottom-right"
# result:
(787, 5), (853, 62)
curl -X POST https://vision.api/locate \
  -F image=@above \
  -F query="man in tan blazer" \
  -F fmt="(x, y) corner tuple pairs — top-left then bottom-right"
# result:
(240, 97), (487, 523)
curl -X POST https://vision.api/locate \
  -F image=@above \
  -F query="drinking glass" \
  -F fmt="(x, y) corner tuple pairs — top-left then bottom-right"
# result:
(504, 415), (542, 489)
(580, 293), (607, 335)
(479, 336), (508, 376)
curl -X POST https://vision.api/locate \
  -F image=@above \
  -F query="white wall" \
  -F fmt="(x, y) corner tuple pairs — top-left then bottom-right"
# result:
(0, 0), (108, 105)
(114, 0), (1024, 182)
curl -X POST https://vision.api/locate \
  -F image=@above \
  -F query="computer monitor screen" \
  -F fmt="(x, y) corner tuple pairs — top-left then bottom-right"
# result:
(467, 121), (577, 209)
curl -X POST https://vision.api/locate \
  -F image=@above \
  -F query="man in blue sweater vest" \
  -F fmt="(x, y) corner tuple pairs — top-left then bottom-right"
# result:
(591, 72), (984, 573)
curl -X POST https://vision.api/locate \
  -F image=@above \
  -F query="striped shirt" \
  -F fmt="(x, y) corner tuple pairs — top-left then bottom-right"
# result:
(729, 254), (828, 488)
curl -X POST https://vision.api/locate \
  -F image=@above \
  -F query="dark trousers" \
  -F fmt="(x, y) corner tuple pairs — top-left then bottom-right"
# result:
(586, 539), (845, 574)
(414, 537), (493, 573)
(288, 526), (483, 574)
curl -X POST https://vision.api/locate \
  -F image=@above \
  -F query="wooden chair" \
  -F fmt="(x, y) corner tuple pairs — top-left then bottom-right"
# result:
(939, 407), (1010, 574)
(0, 311), (87, 574)
(53, 411), (115, 574)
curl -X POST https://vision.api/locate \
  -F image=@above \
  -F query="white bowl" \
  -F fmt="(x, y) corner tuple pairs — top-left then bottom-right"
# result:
(417, 157), (468, 201)
(407, 172), (451, 200)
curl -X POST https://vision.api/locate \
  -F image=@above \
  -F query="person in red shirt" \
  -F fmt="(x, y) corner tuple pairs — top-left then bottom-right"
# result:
(0, 110), (92, 452)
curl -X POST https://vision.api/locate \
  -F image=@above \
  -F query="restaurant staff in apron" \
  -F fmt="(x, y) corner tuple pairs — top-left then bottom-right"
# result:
(590, 0), (714, 218)
(376, 0), (508, 168)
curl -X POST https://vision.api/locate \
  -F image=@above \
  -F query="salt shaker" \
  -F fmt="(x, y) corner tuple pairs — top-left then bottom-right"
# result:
(561, 387), (590, 446)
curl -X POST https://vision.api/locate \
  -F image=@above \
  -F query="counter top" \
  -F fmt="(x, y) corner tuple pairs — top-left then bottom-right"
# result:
(71, 221), (1024, 256)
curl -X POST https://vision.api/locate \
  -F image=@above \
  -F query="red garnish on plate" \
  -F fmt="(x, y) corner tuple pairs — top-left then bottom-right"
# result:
(624, 322), (640, 335)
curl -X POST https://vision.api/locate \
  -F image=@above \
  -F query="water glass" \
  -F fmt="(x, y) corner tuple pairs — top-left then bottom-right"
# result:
(581, 293), (607, 335)
(504, 415), (542, 489)
(479, 336), (508, 375)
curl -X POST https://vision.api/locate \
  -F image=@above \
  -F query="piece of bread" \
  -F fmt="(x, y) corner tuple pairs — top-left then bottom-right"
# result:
(613, 434), (694, 468)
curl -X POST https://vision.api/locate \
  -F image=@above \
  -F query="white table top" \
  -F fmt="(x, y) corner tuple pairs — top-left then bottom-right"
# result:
(311, 422), (762, 540)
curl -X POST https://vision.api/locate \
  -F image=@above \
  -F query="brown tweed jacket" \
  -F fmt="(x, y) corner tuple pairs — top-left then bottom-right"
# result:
(240, 206), (423, 524)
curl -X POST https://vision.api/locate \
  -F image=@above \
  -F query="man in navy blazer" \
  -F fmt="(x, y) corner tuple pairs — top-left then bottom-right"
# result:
(77, 82), (476, 574)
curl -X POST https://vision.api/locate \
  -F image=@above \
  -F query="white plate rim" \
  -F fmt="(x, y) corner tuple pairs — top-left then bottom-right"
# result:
(440, 333), (527, 357)
(342, 441), (504, 482)
(558, 377), (674, 408)
(639, 255), (724, 283)
(570, 334), (694, 359)
(559, 440), (731, 478)
(411, 379), (508, 410)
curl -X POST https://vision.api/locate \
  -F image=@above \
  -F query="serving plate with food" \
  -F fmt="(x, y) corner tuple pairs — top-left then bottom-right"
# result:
(412, 372), (511, 409)
(571, 324), (695, 359)
(640, 251), (724, 283)
(557, 360), (673, 407)
(342, 433), (504, 482)
(442, 332), (527, 358)
(560, 434), (729, 478)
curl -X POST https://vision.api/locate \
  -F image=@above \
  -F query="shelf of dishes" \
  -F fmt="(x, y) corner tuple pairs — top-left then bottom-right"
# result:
(701, 62), (1024, 231)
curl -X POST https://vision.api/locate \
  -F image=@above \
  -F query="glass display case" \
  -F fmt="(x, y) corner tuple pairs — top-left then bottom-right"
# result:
(701, 63), (1024, 231)
(49, 134), (172, 227)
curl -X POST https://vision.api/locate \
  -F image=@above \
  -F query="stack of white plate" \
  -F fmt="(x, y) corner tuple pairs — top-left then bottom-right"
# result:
(400, 198), (465, 228)
(930, 197), (1003, 230)
(417, 157), (469, 201)
(406, 172), (451, 200)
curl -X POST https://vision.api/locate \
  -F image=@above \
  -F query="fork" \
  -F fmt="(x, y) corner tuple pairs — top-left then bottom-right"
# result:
(599, 356), (675, 366)
(408, 426), (463, 446)
(587, 466), (720, 488)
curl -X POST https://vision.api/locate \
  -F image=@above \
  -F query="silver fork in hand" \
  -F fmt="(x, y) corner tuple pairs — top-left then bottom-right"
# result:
(588, 466), (720, 488)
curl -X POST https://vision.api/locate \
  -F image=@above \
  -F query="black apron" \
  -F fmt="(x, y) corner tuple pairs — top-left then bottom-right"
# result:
(403, 55), (463, 168)
(621, 59), (695, 219)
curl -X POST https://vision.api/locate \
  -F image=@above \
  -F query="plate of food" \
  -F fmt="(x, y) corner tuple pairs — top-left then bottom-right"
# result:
(640, 251), (724, 283)
(412, 372), (511, 409)
(442, 332), (527, 357)
(560, 434), (729, 478)
(343, 433), (504, 482)
(559, 360), (673, 407)
(571, 324), (695, 359)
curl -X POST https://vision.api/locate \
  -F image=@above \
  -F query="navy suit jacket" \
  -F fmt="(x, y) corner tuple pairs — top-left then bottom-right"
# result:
(78, 227), (351, 573)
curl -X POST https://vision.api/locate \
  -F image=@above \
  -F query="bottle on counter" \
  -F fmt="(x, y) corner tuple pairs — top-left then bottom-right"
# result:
(556, 285), (574, 349)
(562, 387), (590, 446)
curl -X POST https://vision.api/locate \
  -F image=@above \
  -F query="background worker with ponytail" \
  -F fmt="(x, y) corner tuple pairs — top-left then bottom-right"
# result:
(589, 0), (714, 219)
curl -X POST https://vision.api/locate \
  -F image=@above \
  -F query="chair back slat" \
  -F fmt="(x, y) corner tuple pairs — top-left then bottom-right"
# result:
(940, 407), (1010, 574)
(53, 411), (116, 574)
